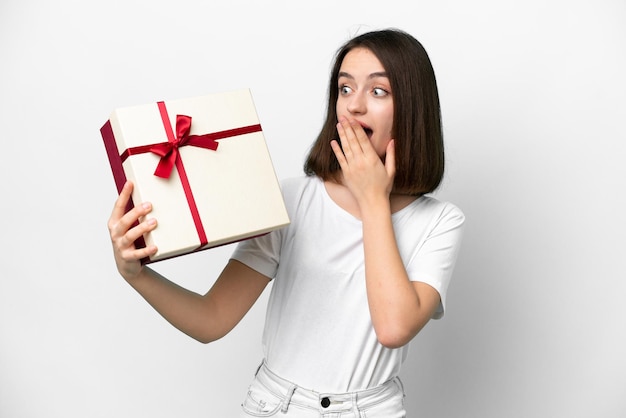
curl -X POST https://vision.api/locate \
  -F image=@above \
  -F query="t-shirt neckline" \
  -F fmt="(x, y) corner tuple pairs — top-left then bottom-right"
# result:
(315, 176), (424, 224)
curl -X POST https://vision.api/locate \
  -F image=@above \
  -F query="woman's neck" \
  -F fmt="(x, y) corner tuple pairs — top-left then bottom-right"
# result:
(323, 179), (417, 220)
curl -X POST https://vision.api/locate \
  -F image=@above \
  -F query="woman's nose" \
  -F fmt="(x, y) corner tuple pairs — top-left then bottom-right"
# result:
(347, 92), (366, 114)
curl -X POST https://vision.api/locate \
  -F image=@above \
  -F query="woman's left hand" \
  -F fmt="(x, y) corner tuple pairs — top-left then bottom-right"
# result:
(330, 116), (396, 206)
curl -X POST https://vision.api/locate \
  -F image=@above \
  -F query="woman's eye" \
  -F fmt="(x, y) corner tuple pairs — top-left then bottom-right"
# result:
(373, 87), (388, 97)
(340, 85), (353, 95)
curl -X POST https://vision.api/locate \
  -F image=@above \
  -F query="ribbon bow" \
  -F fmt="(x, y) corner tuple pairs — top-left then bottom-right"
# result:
(150, 114), (219, 178)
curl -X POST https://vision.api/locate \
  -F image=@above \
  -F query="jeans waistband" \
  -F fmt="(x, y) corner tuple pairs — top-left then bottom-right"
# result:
(254, 361), (405, 414)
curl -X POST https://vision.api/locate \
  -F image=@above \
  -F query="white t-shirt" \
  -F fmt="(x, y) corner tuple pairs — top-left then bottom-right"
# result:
(231, 175), (464, 393)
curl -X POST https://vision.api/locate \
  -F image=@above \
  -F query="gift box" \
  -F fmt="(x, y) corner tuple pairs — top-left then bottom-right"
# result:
(101, 89), (290, 263)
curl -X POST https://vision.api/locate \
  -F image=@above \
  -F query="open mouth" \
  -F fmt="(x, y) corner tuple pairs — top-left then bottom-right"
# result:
(363, 127), (373, 139)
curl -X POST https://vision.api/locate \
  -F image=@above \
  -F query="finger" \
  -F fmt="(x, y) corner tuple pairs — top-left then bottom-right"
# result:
(108, 182), (133, 237)
(385, 139), (397, 178)
(108, 181), (144, 236)
(119, 217), (157, 249)
(110, 181), (133, 221)
(330, 139), (348, 168)
(339, 117), (363, 154)
(348, 119), (370, 151)
(110, 199), (153, 243)
(123, 244), (158, 261)
(119, 234), (158, 261)
(336, 119), (353, 158)
(114, 217), (158, 261)
(341, 118), (377, 159)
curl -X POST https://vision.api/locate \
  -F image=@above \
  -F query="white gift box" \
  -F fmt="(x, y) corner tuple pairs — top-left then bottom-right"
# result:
(101, 89), (289, 263)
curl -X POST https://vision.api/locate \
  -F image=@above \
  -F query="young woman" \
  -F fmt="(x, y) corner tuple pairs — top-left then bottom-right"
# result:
(108, 28), (465, 417)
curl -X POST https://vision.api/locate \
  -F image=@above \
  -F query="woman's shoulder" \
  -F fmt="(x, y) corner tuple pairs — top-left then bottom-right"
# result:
(412, 195), (465, 226)
(275, 175), (324, 215)
(279, 175), (321, 198)
(408, 195), (465, 229)
(420, 194), (463, 212)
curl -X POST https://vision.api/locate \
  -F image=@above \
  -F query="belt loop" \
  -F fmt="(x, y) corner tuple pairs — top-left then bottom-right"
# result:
(281, 384), (297, 413)
(352, 392), (360, 417)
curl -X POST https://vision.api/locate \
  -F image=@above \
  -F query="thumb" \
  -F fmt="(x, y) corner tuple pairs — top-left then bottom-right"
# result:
(385, 139), (396, 178)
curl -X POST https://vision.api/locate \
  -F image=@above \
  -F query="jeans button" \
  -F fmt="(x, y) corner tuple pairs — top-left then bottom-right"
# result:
(321, 397), (330, 408)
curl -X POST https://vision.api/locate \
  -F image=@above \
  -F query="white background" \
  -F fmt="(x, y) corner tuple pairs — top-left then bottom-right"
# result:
(1, 1), (625, 417)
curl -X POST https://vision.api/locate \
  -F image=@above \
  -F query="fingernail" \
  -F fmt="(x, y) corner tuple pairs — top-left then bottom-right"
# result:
(147, 218), (156, 226)
(142, 202), (151, 210)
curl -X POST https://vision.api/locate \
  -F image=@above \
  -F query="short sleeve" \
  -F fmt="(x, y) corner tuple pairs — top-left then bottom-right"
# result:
(230, 226), (284, 280)
(406, 203), (465, 319)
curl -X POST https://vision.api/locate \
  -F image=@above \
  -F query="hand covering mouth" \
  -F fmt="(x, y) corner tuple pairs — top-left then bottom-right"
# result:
(358, 123), (373, 139)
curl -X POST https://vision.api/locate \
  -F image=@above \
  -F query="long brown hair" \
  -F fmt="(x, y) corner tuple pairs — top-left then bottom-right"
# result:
(304, 28), (444, 195)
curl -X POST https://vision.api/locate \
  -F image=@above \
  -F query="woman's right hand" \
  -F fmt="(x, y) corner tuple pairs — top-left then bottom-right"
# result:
(107, 181), (158, 280)
(106, 181), (270, 343)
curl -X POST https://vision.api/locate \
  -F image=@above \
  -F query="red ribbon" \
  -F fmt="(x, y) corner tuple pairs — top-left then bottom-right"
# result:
(150, 110), (219, 178)
(119, 101), (262, 247)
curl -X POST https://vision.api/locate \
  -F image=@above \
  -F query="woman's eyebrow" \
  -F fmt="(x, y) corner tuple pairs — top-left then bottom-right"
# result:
(338, 71), (389, 80)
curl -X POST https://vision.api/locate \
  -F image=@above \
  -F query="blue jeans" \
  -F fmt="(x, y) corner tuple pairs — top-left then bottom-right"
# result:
(239, 362), (406, 417)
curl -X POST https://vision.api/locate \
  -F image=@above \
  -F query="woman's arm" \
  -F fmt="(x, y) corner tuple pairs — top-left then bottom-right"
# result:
(108, 181), (270, 343)
(359, 200), (441, 348)
(331, 118), (440, 348)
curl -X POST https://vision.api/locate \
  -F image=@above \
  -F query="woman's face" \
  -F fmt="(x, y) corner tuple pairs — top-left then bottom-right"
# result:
(335, 47), (394, 158)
